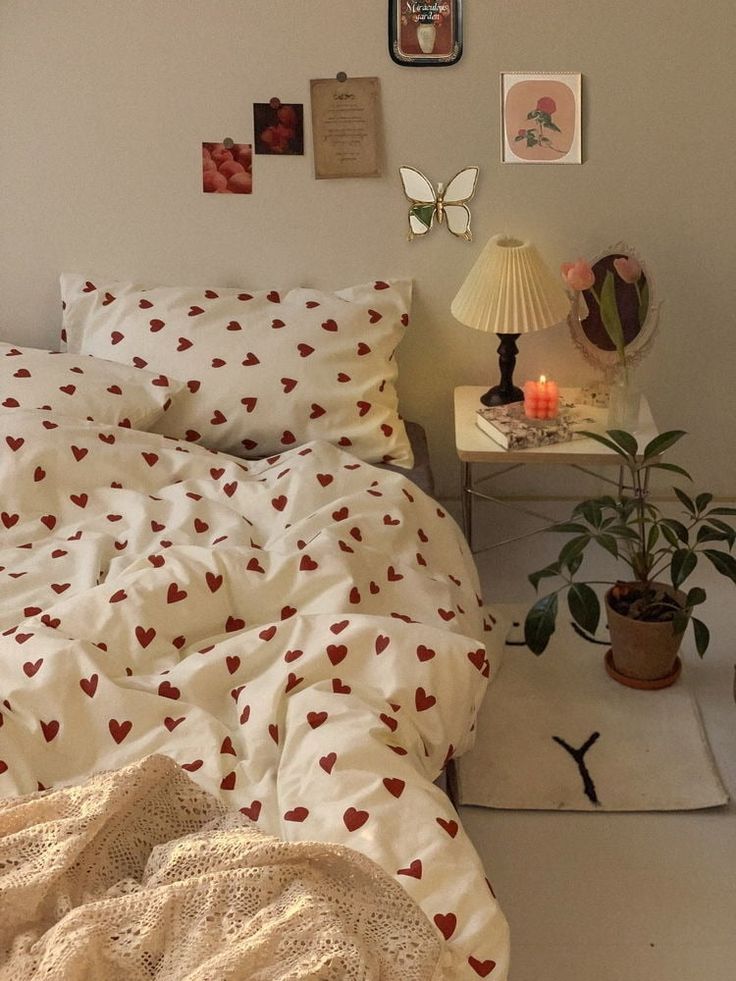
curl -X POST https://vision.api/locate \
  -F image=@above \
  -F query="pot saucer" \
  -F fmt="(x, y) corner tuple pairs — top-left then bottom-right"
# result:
(604, 649), (682, 690)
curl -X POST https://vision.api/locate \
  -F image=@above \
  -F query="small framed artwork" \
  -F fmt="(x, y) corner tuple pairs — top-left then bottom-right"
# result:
(500, 72), (582, 164)
(388, 0), (463, 67)
(253, 101), (304, 155)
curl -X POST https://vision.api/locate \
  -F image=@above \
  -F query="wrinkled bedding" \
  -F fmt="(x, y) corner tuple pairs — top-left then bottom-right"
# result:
(0, 410), (509, 978)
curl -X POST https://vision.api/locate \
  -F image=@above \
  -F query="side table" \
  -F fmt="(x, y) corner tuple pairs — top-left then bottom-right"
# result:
(454, 386), (660, 551)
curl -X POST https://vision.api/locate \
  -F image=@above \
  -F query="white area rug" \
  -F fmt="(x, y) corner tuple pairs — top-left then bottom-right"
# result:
(457, 605), (729, 811)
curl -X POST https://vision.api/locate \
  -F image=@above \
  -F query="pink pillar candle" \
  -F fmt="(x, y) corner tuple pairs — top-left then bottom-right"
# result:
(523, 376), (560, 419)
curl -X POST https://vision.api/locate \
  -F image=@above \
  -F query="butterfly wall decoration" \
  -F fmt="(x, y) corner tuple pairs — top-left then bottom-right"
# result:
(399, 165), (479, 241)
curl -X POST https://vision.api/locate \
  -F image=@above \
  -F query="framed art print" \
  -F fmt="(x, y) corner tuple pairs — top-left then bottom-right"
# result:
(501, 72), (582, 164)
(389, 1), (463, 66)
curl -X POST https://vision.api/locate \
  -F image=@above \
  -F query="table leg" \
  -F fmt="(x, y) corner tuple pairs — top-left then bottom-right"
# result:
(461, 461), (473, 548)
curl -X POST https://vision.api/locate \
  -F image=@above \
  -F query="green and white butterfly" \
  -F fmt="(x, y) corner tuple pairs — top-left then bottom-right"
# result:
(399, 165), (479, 241)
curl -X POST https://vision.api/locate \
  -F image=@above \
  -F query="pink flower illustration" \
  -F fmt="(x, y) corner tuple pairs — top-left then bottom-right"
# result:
(561, 260), (595, 292)
(613, 256), (642, 284)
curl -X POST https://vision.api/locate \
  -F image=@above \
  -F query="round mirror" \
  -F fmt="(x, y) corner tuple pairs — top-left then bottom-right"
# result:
(568, 242), (660, 376)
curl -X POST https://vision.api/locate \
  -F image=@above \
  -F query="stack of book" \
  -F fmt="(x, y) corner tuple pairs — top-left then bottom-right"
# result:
(475, 397), (605, 451)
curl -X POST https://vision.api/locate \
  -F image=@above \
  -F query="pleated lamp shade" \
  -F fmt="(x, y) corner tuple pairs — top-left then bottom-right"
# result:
(451, 235), (570, 407)
(451, 235), (569, 334)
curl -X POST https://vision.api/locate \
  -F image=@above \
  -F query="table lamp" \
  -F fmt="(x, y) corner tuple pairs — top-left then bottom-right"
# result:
(451, 234), (570, 406)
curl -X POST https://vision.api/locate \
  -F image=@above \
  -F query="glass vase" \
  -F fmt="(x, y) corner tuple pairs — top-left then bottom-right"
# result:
(606, 369), (641, 431)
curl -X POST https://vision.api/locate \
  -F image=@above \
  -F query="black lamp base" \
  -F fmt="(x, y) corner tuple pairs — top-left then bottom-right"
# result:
(481, 333), (525, 407)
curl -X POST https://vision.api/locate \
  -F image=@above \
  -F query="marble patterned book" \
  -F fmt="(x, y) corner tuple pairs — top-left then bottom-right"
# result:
(475, 399), (604, 450)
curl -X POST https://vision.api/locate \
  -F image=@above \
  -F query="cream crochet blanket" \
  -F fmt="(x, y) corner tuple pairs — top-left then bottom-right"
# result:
(0, 755), (444, 980)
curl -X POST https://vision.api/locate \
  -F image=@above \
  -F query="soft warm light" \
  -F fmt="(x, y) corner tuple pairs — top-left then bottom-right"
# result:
(539, 374), (546, 384)
(451, 234), (571, 335)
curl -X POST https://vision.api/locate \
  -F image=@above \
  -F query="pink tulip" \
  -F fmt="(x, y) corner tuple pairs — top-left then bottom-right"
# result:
(613, 256), (642, 284)
(561, 260), (596, 292)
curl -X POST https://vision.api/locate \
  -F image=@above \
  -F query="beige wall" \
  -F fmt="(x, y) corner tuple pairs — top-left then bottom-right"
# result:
(1, 0), (734, 498)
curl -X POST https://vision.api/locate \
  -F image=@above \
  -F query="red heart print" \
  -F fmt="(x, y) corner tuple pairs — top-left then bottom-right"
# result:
(416, 645), (435, 662)
(82, 281), (96, 292)
(383, 777), (405, 798)
(332, 507), (349, 521)
(135, 626), (156, 648)
(70, 492), (87, 508)
(281, 377), (298, 392)
(307, 711), (328, 729)
(226, 655), (241, 675)
(321, 319), (338, 331)
(204, 289), (218, 299)
(71, 445), (88, 462)
(373, 281), (390, 290)
(219, 736), (237, 756)
(188, 305), (204, 316)
(433, 913), (457, 941)
(182, 759), (203, 772)
(238, 293), (253, 301)
(468, 648), (486, 671)
(23, 660), (43, 677)
(102, 292), (116, 305)
(158, 681), (180, 700)
(177, 337), (193, 351)
(375, 635), (390, 655)
(172, 635), (186, 650)
(211, 409), (227, 425)
(326, 644), (347, 665)
(319, 752), (337, 774)
(379, 713), (397, 732)
(206, 572), (223, 592)
(368, 309), (382, 323)
(387, 566), (403, 581)
(259, 626), (277, 641)
(343, 807), (369, 832)
(109, 719), (132, 744)
(271, 495), (287, 511)
(297, 343), (314, 357)
(1, 512), (19, 528)
(2, 398), (19, 407)
(5, 435), (25, 451)
(330, 620), (349, 635)
(241, 800), (261, 820)
(468, 957), (497, 977)
(149, 555), (165, 567)
(50, 583), (70, 595)
(246, 557), (265, 573)
(357, 401), (371, 416)
(284, 806), (309, 822)
(270, 318), (285, 329)
(299, 555), (318, 571)
(332, 678), (351, 694)
(397, 859), (422, 879)
(41, 719), (60, 742)
(436, 817), (458, 838)
(148, 319), (166, 333)
(356, 342), (371, 355)
(59, 384), (75, 395)
(415, 687), (436, 712)
(241, 352), (260, 366)
(280, 431), (295, 445)
(284, 649), (303, 663)
(227, 320), (242, 330)
(138, 298), (153, 308)
(285, 672), (303, 693)
(239, 705), (250, 724)
(41, 615), (60, 629)
(194, 518), (209, 533)
(336, 372), (351, 383)
(13, 368), (31, 378)
(164, 716), (185, 731)
(266, 290), (280, 303)
(167, 583), (187, 604)
(241, 396), (257, 412)
(310, 403), (326, 418)
(220, 771), (236, 791)
(401, 312), (409, 326)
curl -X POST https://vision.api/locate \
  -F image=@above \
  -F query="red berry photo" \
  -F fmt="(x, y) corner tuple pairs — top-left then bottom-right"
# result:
(202, 142), (253, 194)
(253, 102), (304, 156)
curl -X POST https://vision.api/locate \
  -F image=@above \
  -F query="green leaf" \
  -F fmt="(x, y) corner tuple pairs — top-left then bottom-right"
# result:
(546, 121), (562, 132)
(706, 506), (736, 516)
(550, 521), (591, 535)
(659, 518), (689, 544)
(674, 486), (696, 516)
(660, 523), (679, 548)
(703, 549), (736, 585)
(642, 429), (687, 460)
(567, 583), (601, 635)
(692, 617), (710, 657)
(695, 493), (714, 514)
(685, 586), (706, 607)
(706, 518), (736, 547)
(559, 535), (589, 571)
(599, 270), (627, 365)
(528, 563), (561, 591)
(642, 461), (692, 480)
(605, 429), (639, 458)
(672, 610), (689, 636)
(671, 548), (697, 589)
(647, 523), (660, 552)
(524, 593), (559, 656)
(594, 533), (620, 559)
(696, 526), (731, 544)
(576, 430), (633, 459)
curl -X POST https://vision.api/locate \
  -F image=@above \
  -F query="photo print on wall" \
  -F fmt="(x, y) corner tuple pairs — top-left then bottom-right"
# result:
(500, 72), (582, 164)
(202, 142), (253, 193)
(253, 101), (304, 155)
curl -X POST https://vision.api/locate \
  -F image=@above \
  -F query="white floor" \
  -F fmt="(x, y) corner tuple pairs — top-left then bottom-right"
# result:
(448, 497), (736, 981)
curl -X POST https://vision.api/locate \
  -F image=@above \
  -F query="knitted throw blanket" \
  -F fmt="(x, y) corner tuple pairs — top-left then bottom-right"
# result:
(0, 755), (444, 980)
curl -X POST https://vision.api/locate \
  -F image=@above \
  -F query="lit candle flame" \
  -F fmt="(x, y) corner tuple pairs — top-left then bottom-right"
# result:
(539, 374), (546, 384)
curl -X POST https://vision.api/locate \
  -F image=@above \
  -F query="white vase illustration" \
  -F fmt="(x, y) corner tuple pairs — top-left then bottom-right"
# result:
(416, 22), (437, 54)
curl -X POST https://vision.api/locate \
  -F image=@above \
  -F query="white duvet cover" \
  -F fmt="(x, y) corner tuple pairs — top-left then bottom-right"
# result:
(0, 410), (509, 979)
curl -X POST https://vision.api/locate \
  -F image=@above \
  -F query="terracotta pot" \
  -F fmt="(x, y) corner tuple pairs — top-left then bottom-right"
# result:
(604, 582), (687, 688)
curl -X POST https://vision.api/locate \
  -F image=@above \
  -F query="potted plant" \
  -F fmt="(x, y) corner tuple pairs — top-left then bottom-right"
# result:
(524, 428), (736, 688)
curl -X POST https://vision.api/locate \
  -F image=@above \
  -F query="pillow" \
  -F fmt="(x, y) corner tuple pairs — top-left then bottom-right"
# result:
(0, 342), (181, 430)
(60, 275), (414, 467)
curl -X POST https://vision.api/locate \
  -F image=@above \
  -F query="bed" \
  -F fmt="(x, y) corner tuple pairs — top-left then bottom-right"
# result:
(0, 276), (510, 979)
